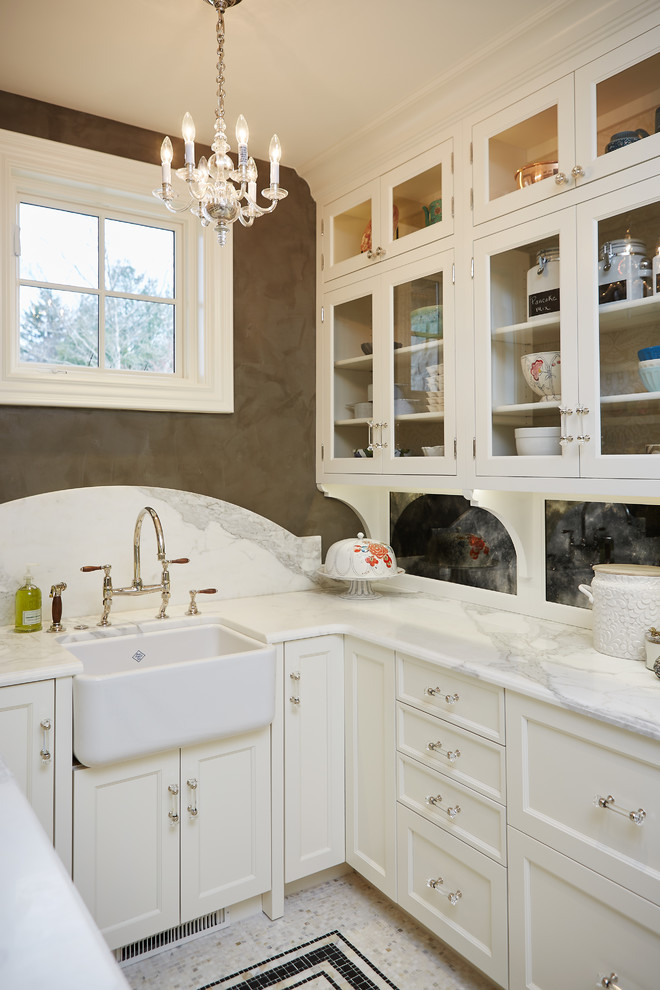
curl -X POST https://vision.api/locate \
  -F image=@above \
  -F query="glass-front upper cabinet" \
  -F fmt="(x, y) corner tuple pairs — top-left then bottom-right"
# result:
(321, 139), (453, 282)
(472, 25), (660, 225)
(577, 171), (660, 480)
(320, 247), (455, 478)
(473, 213), (579, 479)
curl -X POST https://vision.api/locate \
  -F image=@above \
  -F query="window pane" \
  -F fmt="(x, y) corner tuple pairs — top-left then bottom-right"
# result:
(19, 203), (98, 288)
(104, 298), (175, 372)
(105, 219), (174, 299)
(19, 286), (99, 366)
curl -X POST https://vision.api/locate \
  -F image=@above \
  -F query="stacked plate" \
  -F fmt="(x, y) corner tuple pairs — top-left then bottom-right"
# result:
(425, 364), (444, 411)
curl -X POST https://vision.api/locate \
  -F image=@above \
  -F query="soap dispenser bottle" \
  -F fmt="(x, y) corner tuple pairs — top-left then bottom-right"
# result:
(15, 566), (42, 633)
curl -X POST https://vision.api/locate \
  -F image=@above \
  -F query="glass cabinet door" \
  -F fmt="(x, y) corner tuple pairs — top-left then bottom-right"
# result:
(323, 279), (377, 474)
(378, 140), (454, 260)
(380, 251), (455, 475)
(472, 75), (575, 225)
(577, 170), (660, 479)
(474, 213), (579, 478)
(321, 180), (380, 282)
(574, 26), (660, 187)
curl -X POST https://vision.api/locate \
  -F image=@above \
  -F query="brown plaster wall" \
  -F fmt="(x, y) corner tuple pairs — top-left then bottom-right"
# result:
(0, 92), (358, 551)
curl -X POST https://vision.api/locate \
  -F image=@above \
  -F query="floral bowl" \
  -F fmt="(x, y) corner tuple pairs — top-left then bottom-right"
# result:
(520, 351), (561, 401)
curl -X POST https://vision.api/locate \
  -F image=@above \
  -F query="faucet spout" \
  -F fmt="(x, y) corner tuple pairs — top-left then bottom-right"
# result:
(133, 507), (166, 590)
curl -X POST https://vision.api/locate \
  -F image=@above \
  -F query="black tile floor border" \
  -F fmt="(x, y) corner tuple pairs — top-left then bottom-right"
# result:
(195, 930), (402, 990)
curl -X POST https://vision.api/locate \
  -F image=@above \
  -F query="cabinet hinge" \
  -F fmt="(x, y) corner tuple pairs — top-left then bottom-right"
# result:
(470, 142), (473, 165)
(453, 437), (457, 458)
(321, 443), (325, 461)
(451, 151), (454, 174)
(321, 253), (325, 271)
(471, 257), (474, 279)
(470, 188), (474, 210)
(473, 437), (476, 458)
(451, 195), (454, 218)
(452, 263), (455, 285)
(321, 219), (324, 236)
(321, 305), (324, 323)
(13, 225), (20, 257)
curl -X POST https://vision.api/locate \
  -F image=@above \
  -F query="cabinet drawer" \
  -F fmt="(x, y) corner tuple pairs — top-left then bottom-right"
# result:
(397, 702), (506, 804)
(397, 804), (507, 988)
(509, 828), (660, 990)
(507, 693), (660, 907)
(397, 754), (506, 865)
(397, 653), (505, 743)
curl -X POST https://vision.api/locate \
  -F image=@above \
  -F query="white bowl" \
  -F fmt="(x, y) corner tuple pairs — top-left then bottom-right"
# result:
(422, 445), (445, 456)
(520, 351), (561, 400)
(353, 402), (373, 418)
(324, 532), (398, 580)
(514, 426), (561, 456)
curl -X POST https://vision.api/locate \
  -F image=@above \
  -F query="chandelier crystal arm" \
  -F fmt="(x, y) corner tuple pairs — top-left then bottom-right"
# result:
(153, 0), (286, 247)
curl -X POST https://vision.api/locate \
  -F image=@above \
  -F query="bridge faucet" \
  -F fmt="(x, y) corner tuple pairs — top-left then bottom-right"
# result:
(81, 506), (189, 625)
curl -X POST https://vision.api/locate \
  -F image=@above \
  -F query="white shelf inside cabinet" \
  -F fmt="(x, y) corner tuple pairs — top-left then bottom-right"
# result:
(335, 416), (372, 426)
(493, 315), (561, 340)
(493, 400), (561, 422)
(599, 295), (660, 331)
(600, 390), (660, 405)
(335, 355), (373, 370)
(395, 411), (445, 422)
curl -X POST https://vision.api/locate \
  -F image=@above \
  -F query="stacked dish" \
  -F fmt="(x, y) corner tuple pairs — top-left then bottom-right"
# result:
(638, 346), (660, 392)
(425, 364), (444, 411)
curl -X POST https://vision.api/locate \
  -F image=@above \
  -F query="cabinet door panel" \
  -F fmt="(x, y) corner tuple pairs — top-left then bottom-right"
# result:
(509, 828), (660, 990)
(397, 805), (507, 987)
(180, 729), (271, 923)
(345, 637), (396, 898)
(322, 180), (380, 282)
(284, 636), (344, 883)
(0, 680), (54, 839)
(73, 751), (180, 950)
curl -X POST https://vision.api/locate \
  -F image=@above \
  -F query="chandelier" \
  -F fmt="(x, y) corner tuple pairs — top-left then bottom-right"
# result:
(154, 0), (287, 246)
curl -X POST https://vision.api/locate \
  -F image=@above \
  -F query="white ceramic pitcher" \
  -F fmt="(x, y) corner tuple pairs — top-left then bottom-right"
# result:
(579, 563), (660, 660)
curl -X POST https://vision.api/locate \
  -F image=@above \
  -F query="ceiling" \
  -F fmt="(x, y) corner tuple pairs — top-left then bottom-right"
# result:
(0, 0), (587, 176)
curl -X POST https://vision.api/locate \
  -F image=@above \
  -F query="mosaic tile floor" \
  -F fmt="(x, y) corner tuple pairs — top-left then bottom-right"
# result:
(122, 872), (496, 990)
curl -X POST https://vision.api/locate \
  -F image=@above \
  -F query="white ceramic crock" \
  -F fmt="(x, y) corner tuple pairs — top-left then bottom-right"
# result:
(578, 563), (660, 660)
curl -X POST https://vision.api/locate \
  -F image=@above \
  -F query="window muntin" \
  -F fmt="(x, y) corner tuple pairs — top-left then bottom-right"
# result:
(18, 202), (177, 374)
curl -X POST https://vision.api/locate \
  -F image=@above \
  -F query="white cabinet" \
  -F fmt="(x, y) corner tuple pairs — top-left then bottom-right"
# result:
(321, 244), (455, 477)
(395, 653), (508, 987)
(472, 26), (660, 225)
(344, 636), (396, 898)
(474, 161), (660, 483)
(284, 635), (344, 883)
(506, 693), (660, 989)
(0, 680), (55, 839)
(322, 139), (454, 282)
(73, 728), (271, 951)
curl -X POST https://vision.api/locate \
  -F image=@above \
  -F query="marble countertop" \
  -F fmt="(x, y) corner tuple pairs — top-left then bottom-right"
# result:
(2, 587), (660, 741)
(0, 758), (129, 989)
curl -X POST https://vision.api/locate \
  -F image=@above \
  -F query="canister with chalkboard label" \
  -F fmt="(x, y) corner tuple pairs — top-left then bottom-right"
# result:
(598, 238), (652, 305)
(527, 247), (560, 320)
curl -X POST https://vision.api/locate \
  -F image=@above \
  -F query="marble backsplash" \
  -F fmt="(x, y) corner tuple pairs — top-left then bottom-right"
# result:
(0, 486), (322, 626)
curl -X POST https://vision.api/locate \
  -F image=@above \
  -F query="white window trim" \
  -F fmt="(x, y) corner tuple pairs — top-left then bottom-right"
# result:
(0, 128), (233, 413)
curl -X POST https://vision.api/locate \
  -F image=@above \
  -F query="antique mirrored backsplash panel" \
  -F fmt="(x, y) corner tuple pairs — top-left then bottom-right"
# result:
(390, 492), (517, 595)
(546, 500), (660, 607)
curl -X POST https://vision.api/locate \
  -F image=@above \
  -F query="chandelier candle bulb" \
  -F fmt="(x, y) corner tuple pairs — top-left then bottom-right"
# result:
(269, 134), (281, 186)
(182, 112), (196, 165)
(160, 136), (173, 185)
(235, 114), (249, 167)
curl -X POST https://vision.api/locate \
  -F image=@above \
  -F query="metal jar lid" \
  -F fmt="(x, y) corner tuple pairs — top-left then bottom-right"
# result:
(599, 238), (648, 260)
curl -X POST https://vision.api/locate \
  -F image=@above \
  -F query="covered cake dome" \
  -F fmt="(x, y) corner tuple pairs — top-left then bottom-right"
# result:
(322, 533), (401, 599)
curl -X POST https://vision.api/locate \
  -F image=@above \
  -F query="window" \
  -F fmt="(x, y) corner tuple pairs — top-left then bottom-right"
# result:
(1, 130), (233, 412)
